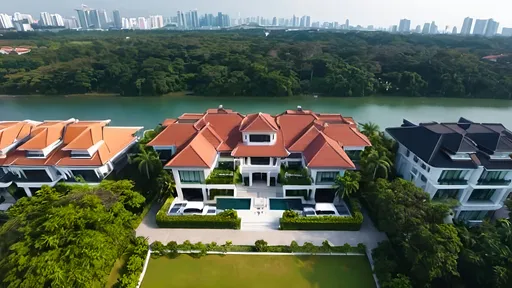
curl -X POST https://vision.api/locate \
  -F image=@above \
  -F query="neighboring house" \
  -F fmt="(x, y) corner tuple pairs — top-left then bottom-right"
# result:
(386, 117), (512, 224)
(147, 106), (371, 203)
(0, 119), (142, 197)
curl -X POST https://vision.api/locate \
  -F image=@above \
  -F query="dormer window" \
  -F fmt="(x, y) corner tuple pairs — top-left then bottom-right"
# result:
(71, 150), (92, 158)
(249, 134), (271, 143)
(26, 151), (45, 158)
(449, 153), (471, 160)
(490, 152), (512, 160)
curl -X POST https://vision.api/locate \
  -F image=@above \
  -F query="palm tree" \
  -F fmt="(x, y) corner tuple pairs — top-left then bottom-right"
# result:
(359, 122), (380, 138)
(129, 147), (161, 179)
(364, 149), (392, 179)
(333, 171), (361, 200)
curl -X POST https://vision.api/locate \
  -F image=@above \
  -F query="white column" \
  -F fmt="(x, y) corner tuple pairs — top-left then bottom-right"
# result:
(310, 188), (316, 202)
(176, 186), (184, 200)
(460, 187), (473, 204)
(202, 187), (208, 202)
(249, 173), (253, 186)
(267, 172), (270, 186)
(24, 187), (32, 197)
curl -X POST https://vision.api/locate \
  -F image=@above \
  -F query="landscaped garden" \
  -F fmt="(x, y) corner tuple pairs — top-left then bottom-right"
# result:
(141, 254), (376, 288)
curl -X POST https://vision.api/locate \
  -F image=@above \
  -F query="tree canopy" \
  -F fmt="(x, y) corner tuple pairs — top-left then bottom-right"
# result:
(1, 30), (511, 98)
(0, 180), (145, 288)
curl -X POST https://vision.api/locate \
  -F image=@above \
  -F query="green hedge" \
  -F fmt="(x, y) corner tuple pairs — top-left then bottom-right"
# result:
(280, 199), (363, 231)
(208, 189), (235, 200)
(156, 197), (241, 229)
(205, 169), (235, 184)
(279, 166), (312, 185)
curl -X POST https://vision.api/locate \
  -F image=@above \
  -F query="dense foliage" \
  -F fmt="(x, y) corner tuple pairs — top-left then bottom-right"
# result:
(280, 198), (363, 231)
(1, 30), (512, 98)
(0, 181), (146, 288)
(116, 237), (149, 288)
(156, 196), (241, 229)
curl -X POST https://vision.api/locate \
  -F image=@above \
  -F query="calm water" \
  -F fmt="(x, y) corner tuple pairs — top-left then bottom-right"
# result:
(1, 95), (512, 129)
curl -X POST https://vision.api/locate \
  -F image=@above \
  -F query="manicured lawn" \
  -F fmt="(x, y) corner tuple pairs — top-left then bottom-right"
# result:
(141, 254), (375, 288)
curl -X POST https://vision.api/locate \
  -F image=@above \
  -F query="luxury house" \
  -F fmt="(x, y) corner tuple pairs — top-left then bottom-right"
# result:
(0, 119), (142, 198)
(386, 118), (512, 223)
(148, 106), (371, 204)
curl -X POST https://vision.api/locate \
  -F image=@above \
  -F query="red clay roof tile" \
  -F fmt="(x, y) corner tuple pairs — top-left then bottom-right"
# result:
(166, 134), (217, 167)
(240, 113), (279, 132)
(303, 133), (355, 168)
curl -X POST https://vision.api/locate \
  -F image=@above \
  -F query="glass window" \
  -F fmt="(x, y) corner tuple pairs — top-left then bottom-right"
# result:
(420, 174), (427, 182)
(438, 170), (468, 183)
(20, 170), (51, 182)
(405, 150), (410, 157)
(468, 189), (496, 201)
(179, 171), (204, 183)
(433, 189), (459, 200)
(479, 170), (508, 182)
(413, 156), (419, 163)
(316, 172), (338, 183)
(249, 134), (271, 143)
(71, 170), (100, 182)
(345, 150), (361, 161)
(458, 210), (489, 221)
(26, 151), (45, 158)
(287, 153), (302, 159)
(250, 157), (270, 165)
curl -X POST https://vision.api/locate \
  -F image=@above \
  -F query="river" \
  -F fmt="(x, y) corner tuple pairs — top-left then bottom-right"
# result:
(1, 95), (512, 129)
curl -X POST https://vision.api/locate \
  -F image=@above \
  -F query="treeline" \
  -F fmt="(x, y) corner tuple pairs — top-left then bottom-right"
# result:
(0, 30), (512, 98)
(358, 125), (512, 288)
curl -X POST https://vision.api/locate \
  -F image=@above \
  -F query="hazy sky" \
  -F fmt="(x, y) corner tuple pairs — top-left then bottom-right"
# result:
(2, 0), (511, 30)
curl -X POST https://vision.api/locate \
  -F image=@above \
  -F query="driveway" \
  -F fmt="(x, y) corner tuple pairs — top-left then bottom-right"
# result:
(135, 203), (387, 250)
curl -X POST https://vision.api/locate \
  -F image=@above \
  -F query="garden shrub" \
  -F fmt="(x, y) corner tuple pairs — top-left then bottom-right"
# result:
(255, 240), (268, 252)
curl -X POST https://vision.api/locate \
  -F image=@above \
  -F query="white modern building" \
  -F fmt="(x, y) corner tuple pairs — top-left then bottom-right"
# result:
(387, 118), (512, 223)
(148, 107), (371, 204)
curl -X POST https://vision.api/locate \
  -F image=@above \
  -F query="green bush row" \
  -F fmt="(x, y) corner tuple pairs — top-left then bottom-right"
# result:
(278, 166), (312, 185)
(156, 197), (241, 229)
(115, 237), (149, 288)
(150, 239), (367, 257)
(208, 189), (235, 200)
(280, 199), (364, 231)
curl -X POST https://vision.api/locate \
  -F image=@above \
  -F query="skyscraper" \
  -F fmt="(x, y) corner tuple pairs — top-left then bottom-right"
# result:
(484, 19), (499, 37)
(191, 10), (199, 28)
(503, 28), (512, 37)
(460, 17), (473, 35)
(0, 14), (14, 29)
(177, 11), (186, 28)
(345, 19), (349, 29)
(398, 19), (411, 32)
(217, 12), (223, 27)
(299, 16), (306, 27)
(422, 23), (430, 34)
(51, 14), (64, 27)
(473, 19), (488, 35)
(137, 17), (147, 29)
(415, 25), (421, 33)
(40, 12), (53, 26)
(272, 17), (277, 26)
(76, 9), (88, 29)
(149, 15), (164, 29)
(452, 26), (458, 34)
(98, 10), (109, 29)
(87, 10), (100, 29)
(306, 16), (311, 27)
(429, 21), (438, 34)
(113, 10), (122, 29)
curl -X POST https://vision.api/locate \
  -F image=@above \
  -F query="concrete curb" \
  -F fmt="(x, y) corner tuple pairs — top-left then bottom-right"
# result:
(136, 249), (152, 288)
(169, 250), (365, 256)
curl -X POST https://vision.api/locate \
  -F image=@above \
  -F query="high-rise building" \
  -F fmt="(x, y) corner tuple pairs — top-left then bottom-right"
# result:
(191, 10), (199, 28)
(272, 17), (277, 26)
(13, 13), (34, 24)
(415, 25), (421, 33)
(98, 10), (109, 29)
(217, 12), (223, 27)
(137, 17), (147, 30)
(76, 9), (88, 29)
(87, 10), (100, 29)
(461, 17), (473, 35)
(398, 19), (411, 32)
(484, 19), (499, 37)
(473, 19), (488, 35)
(63, 18), (79, 29)
(306, 16), (311, 27)
(121, 18), (130, 29)
(391, 25), (398, 33)
(51, 14), (64, 27)
(149, 15), (164, 29)
(40, 12), (53, 26)
(222, 14), (230, 27)
(113, 10), (122, 29)
(422, 23), (430, 34)
(177, 11), (186, 28)
(503, 28), (512, 37)
(345, 19), (349, 29)
(429, 21), (438, 34)
(13, 19), (33, 31)
(299, 16), (306, 27)
(452, 26), (458, 34)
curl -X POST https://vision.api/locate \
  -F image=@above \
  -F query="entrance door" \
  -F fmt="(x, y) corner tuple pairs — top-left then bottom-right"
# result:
(252, 172), (268, 184)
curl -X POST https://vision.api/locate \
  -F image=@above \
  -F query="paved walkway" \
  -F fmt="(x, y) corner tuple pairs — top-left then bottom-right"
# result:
(135, 202), (387, 250)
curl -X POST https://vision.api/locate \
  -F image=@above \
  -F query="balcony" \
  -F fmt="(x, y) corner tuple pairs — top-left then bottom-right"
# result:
(205, 167), (241, 185)
(437, 179), (468, 185)
(279, 165), (312, 185)
(477, 179), (512, 186)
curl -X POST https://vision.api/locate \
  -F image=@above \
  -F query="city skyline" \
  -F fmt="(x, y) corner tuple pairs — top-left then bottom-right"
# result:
(0, 0), (511, 29)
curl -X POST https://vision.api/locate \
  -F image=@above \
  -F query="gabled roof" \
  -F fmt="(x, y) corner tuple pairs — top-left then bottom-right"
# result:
(17, 121), (70, 150)
(147, 123), (197, 148)
(303, 133), (355, 168)
(231, 131), (289, 157)
(166, 134), (217, 167)
(288, 126), (321, 152)
(240, 113), (279, 132)
(323, 124), (372, 146)
(0, 121), (39, 151)
(386, 118), (512, 169)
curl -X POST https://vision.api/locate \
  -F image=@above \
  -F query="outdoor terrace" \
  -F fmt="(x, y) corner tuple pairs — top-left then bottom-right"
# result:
(279, 164), (312, 185)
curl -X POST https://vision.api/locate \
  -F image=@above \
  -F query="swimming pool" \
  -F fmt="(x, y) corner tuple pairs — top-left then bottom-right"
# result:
(269, 198), (303, 210)
(216, 198), (252, 210)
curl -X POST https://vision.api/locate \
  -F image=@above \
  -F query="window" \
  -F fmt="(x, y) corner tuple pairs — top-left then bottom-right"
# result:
(71, 151), (91, 158)
(20, 170), (51, 182)
(179, 171), (204, 183)
(287, 153), (302, 159)
(345, 150), (361, 161)
(411, 167), (418, 175)
(458, 210), (490, 221)
(433, 189), (459, 200)
(71, 170), (100, 182)
(420, 174), (427, 182)
(157, 149), (174, 161)
(405, 150), (410, 157)
(26, 151), (45, 158)
(468, 189), (496, 202)
(413, 156), (419, 163)
(478, 170), (509, 184)
(249, 134), (271, 143)
(421, 163), (427, 170)
(250, 157), (270, 165)
(438, 170), (468, 184)
(316, 172), (338, 183)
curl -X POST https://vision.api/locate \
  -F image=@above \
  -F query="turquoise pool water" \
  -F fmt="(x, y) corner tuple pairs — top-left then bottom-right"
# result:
(269, 198), (303, 210)
(216, 198), (251, 210)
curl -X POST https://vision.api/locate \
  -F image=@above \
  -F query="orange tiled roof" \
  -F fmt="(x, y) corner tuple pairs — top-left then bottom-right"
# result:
(150, 107), (370, 168)
(303, 133), (355, 168)
(17, 121), (68, 150)
(0, 121), (39, 151)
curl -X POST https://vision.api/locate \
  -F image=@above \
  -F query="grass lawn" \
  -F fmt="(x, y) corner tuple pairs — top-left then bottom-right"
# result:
(141, 254), (375, 288)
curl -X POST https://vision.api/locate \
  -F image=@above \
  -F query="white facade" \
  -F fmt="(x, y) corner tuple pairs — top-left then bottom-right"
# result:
(0, 14), (14, 29)
(395, 143), (512, 223)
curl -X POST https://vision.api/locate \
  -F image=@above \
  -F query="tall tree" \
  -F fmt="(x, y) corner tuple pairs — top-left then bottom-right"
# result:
(129, 147), (162, 179)
(333, 171), (361, 200)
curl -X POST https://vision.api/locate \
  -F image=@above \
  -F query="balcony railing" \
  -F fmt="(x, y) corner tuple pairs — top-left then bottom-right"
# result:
(437, 179), (468, 185)
(477, 179), (512, 186)
(205, 167), (241, 185)
(279, 165), (312, 185)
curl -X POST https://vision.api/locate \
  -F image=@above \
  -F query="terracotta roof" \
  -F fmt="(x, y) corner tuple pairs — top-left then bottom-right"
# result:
(62, 124), (104, 150)
(147, 123), (197, 148)
(202, 110), (244, 151)
(166, 134), (217, 167)
(17, 121), (68, 150)
(303, 133), (355, 168)
(276, 113), (318, 147)
(231, 131), (289, 157)
(288, 126), (321, 152)
(198, 124), (223, 150)
(161, 118), (176, 127)
(323, 124), (372, 146)
(0, 121), (38, 151)
(240, 113), (279, 132)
